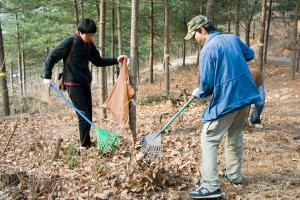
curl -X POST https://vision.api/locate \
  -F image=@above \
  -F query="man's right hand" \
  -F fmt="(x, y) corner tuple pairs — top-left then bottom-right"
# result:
(192, 88), (201, 99)
(43, 79), (51, 85)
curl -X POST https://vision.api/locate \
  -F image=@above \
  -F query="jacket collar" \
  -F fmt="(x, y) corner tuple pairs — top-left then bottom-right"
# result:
(204, 31), (221, 46)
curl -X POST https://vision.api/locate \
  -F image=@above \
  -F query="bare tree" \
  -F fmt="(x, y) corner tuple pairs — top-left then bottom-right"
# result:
(206, 0), (214, 22)
(73, 0), (79, 25)
(9, 64), (13, 95)
(95, 0), (100, 18)
(183, 1), (186, 67)
(258, 0), (267, 73)
(99, 0), (107, 120)
(111, 0), (116, 84)
(228, 0), (232, 33)
(252, 21), (256, 40)
(149, 0), (154, 83)
(116, 0), (123, 77)
(129, 0), (138, 141)
(234, 0), (241, 36)
(21, 49), (26, 95)
(292, 0), (300, 79)
(297, 39), (300, 73)
(199, 0), (204, 14)
(81, 0), (84, 20)
(0, 21), (10, 116)
(164, 0), (170, 93)
(263, 0), (273, 63)
(244, 0), (258, 46)
(15, 13), (23, 96)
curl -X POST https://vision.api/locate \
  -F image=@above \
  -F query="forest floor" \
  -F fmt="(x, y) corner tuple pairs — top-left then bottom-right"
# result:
(0, 58), (299, 200)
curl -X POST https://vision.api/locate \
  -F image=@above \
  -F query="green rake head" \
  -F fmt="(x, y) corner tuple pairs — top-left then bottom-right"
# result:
(96, 128), (120, 152)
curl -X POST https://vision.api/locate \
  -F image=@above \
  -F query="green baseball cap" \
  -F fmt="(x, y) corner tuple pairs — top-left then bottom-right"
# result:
(184, 15), (208, 40)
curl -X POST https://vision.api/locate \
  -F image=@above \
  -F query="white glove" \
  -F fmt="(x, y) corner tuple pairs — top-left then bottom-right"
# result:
(43, 79), (51, 85)
(192, 88), (201, 99)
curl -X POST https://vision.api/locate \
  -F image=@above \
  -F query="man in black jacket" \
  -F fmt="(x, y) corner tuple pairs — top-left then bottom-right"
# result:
(43, 18), (127, 148)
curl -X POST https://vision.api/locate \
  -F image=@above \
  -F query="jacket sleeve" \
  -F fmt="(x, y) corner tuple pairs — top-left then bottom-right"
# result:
(196, 51), (215, 99)
(44, 37), (73, 79)
(89, 43), (118, 67)
(238, 38), (254, 61)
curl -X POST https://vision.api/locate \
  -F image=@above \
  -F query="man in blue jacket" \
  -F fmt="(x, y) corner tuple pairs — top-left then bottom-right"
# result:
(185, 15), (261, 199)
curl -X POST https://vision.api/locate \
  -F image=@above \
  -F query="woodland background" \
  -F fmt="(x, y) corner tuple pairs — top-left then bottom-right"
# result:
(0, 0), (299, 199)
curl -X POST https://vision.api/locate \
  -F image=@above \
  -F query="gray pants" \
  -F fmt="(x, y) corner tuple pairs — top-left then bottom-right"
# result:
(200, 106), (249, 189)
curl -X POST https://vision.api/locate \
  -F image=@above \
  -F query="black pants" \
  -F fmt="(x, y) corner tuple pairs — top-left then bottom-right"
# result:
(67, 85), (92, 147)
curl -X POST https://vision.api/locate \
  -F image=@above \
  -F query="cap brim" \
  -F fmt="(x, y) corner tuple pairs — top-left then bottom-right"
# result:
(184, 31), (195, 40)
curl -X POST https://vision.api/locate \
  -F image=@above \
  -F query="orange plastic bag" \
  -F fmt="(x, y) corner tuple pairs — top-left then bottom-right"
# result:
(103, 62), (135, 126)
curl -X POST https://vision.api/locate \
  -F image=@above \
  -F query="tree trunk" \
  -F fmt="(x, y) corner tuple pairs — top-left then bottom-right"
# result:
(149, 0), (154, 83)
(234, 0), (241, 36)
(99, 0), (107, 120)
(21, 49), (26, 95)
(0, 21), (10, 116)
(206, 0), (214, 22)
(95, 0), (100, 83)
(73, 0), (79, 25)
(263, 0), (273, 64)
(81, 0), (84, 20)
(245, 22), (251, 46)
(245, 0), (258, 46)
(183, 2), (186, 67)
(95, 0), (100, 18)
(129, 0), (138, 141)
(9, 64), (13, 95)
(116, 0), (123, 77)
(259, 0), (267, 73)
(296, 45), (300, 72)
(111, 1), (116, 85)
(292, 0), (300, 79)
(200, 0), (204, 15)
(15, 13), (23, 96)
(228, 1), (232, 33)
(252, 21), (256, 40)
(164, 0), (170, 93)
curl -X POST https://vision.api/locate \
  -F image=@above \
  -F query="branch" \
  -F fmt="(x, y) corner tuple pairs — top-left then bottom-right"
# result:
(0, 122), (18, 160)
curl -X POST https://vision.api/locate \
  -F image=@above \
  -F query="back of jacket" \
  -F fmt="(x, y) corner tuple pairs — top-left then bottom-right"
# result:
(198, 31), (261, 122)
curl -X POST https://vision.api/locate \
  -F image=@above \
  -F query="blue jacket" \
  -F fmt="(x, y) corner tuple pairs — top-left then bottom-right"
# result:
(196, 31), (261, 122)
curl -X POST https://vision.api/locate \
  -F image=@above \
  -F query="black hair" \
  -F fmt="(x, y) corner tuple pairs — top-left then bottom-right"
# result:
(198, 20), (217, 34)
(77, 18), (97, 34)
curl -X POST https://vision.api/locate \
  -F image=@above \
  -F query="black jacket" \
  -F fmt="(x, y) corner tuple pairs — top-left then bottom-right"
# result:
(44, 34), (118, 85)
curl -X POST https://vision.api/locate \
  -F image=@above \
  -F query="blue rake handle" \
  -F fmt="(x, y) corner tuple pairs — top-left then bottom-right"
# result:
(50, 82), (97, 130)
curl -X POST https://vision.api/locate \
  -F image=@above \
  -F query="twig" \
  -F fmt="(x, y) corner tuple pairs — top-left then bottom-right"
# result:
(0, 122), (18, 160)
(49, 177), (62, 199)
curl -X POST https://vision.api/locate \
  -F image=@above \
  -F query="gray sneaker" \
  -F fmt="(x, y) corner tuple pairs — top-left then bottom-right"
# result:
(189, 187), (222, 199)
(224, 174), (245, 185)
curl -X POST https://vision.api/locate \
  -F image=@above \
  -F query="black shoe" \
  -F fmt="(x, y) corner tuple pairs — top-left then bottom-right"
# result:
(189, 187), (222, 199)
(81, 141), (96, 148)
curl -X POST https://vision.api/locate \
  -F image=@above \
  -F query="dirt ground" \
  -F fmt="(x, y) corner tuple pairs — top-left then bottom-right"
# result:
(0, 59), (299, 199)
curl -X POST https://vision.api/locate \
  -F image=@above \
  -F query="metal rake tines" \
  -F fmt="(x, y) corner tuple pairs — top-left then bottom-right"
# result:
(139, 132), (163, 158)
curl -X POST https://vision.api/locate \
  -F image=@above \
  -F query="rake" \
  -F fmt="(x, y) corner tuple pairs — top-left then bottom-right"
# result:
(139, 96), (195, 158)
(49, 83), (120, 151)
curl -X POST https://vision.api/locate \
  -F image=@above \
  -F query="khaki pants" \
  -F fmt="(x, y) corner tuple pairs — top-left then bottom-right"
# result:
(200, 106), (249, 189)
